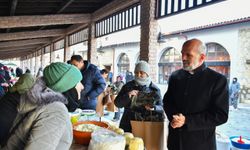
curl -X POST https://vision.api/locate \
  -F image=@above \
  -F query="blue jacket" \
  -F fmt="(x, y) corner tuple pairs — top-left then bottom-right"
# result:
(229, 81), (240, 99)
(79, 61), (106, 109)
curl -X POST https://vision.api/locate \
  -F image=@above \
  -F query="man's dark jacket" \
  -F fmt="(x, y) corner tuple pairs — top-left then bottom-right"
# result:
(79, 61), (106, 110)
(0, 92), (20, 145)
(163, 63), (229, 150)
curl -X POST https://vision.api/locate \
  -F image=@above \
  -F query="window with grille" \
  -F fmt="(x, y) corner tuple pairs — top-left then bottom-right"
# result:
(205, 42), (230, 80)
(156, 0), (223, 19)
(44, 45), (51, 54)
(54, 39), (64, 51)
(69, 29), (88, 46)
(95, 3), (140, 37)
(158, 47), (182, 84)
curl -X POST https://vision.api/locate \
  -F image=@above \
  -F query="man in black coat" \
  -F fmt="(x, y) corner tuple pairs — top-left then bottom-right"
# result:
(163, 39), (229, 150)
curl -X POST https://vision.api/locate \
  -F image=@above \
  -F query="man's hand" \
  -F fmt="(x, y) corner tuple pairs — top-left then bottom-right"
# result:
(171, 113), (186, 129)
(128, 90), (139, 98)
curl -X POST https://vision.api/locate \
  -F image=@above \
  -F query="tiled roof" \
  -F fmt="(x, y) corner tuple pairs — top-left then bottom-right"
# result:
(164, 16), (250, 37)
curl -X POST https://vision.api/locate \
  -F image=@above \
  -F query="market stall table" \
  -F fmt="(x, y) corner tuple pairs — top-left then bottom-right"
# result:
(69, 110), (119, 150)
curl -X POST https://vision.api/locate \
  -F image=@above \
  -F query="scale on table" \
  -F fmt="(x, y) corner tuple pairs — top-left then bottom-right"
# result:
(81, 109), (96, 120)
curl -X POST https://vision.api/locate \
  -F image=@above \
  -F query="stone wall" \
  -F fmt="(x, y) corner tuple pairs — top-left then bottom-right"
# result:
(238, 28), (250, 103)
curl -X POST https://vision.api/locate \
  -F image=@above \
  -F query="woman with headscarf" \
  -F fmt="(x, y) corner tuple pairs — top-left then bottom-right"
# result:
(114, 61), (163, 132)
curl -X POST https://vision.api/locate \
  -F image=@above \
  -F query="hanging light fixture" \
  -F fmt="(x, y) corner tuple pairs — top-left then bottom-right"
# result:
(157, 32), (166, 43)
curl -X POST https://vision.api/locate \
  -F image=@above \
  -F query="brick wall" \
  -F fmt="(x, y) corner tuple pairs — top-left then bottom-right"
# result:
(140, 0), (158, 82)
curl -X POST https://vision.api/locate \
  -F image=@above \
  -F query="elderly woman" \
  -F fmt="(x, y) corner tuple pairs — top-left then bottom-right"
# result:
(0, 62), (83, 150)
(114, 61), (163, 132)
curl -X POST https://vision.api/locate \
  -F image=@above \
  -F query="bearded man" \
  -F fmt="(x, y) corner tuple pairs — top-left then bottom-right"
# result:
(163, 39), (229, 150)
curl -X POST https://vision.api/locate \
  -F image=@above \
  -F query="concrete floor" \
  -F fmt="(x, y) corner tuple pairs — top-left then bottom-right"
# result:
(217, 103), (250, 138)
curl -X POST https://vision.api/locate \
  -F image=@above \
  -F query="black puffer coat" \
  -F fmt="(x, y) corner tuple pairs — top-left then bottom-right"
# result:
(114, 80), (163, 132)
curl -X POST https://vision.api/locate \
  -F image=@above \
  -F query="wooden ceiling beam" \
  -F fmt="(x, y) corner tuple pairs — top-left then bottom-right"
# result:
(0, 52), (32, 60)
(0, 48), (34, 54)
(0, 14), (90, 28)
(66, 23), (88, 35)
(0, 45), (42, 52)
(0, 38), (51, 48)
(39, 0), (76, 30)
(0, 29), (65, 41)
(0, 49), (33, 54)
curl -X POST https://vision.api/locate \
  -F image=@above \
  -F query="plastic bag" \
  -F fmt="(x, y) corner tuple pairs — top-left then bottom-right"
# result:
(131, 91), (158, 108)
(88, 128), (126, 150)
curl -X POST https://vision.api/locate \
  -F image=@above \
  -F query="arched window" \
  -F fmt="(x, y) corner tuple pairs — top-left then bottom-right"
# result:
(117, 53), (130, 74)
(205, 43), (230, 80)
(158, 47), (182, 84)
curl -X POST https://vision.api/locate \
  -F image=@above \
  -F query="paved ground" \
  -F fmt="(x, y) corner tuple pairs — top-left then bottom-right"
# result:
(217, 103), (250, 139)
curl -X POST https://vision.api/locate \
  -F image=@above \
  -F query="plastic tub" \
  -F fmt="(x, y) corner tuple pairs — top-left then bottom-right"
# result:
(216, 138), (230, 150)
(73, 121), (109, 145)
(216, 133), (230, 150)
(230, 136), (250, 150)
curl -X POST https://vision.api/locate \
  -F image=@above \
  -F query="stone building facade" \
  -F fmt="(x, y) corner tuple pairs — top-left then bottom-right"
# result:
(96, 21), (250, 103)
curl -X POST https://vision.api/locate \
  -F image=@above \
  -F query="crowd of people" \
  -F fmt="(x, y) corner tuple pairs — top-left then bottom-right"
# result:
(0, 38), (238, 150)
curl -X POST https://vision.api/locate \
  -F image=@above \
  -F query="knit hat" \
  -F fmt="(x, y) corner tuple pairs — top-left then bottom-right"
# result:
(16, 67), (23, 77)
(43, 62), (82, 93)
(134, 60), (150, 75)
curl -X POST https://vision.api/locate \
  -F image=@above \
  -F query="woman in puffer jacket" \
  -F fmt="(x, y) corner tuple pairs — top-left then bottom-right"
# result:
(114, 61), (163, 132)
(1, 62), (83, 150)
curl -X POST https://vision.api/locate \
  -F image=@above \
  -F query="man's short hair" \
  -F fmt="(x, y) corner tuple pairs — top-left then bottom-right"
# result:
(100, 69), (109, 75)
(66, 60), (71, 64)
(183, 39), (206, 55)
(71, 55), (83, 62)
